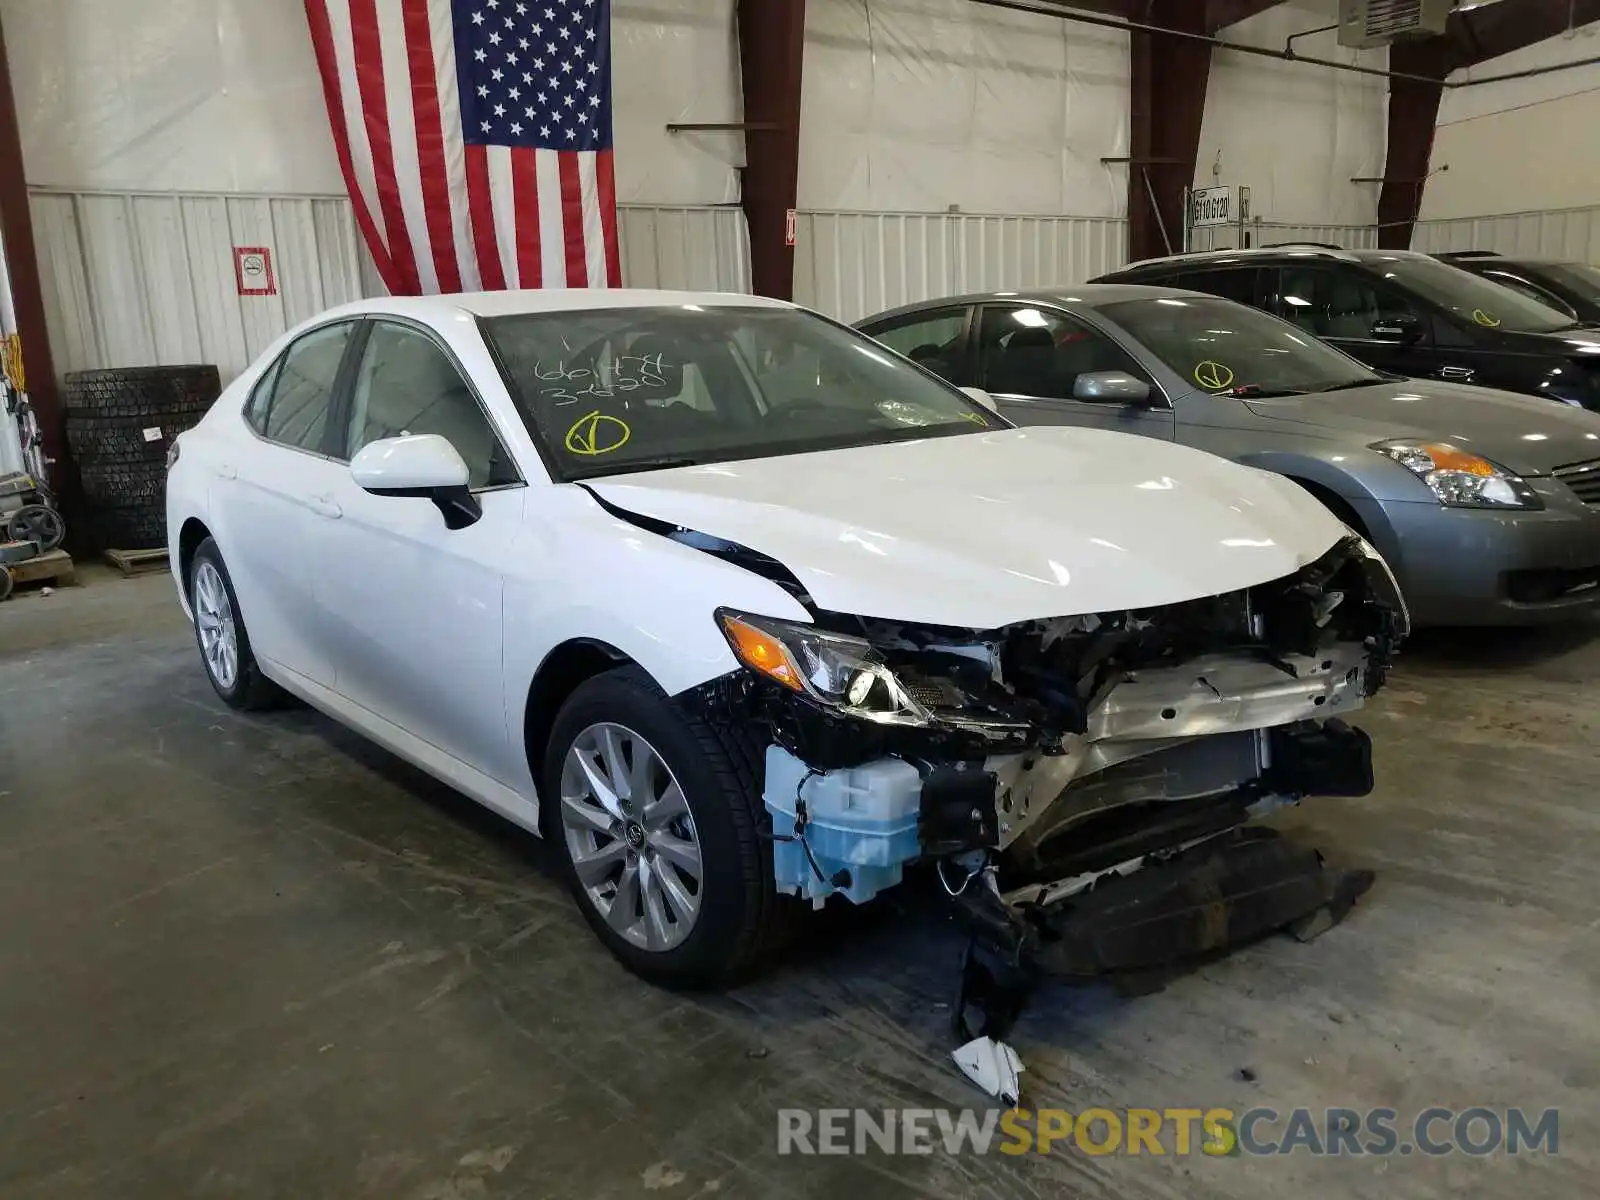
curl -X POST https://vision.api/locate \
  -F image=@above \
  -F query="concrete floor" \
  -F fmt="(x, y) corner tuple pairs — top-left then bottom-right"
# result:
(1, 570), (1596, 1199)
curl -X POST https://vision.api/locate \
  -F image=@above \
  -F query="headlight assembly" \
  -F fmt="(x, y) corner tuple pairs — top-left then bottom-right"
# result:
(1371, 439), (1542, 510)
(717, 610), (934, 727)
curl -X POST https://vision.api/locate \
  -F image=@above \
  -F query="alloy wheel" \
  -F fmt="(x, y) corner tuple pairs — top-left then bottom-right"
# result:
(193, 560), (239, 691)
(559, 721), (705, 952)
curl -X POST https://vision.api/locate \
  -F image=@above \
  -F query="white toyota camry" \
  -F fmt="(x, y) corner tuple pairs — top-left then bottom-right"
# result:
(166, 289), (1405, 1013)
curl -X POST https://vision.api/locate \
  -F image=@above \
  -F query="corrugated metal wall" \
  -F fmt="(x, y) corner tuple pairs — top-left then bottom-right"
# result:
(1411, 206), (1600, 261)
(1188, 221), (1380, 253)
(29, 188), (753, 382)
(792, 210), (1128, 325)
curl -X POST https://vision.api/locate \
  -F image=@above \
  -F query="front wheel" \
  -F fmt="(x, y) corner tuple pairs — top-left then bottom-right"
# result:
(544, 666), (796, 987)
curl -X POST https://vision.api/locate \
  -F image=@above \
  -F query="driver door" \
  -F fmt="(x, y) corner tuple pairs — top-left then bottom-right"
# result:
(310, 319), (529, 788)
(1269, 265), (1441, 379)
(974, 304), (1173, 440)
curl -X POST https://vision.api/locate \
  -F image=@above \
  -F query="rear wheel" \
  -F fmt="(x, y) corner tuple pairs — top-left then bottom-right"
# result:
(544, 666), (796, 987)
(189, 538), (284, 710)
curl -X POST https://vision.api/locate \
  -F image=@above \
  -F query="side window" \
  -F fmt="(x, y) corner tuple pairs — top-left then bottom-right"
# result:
(347, 321), (516, 489)
(1272, 266), (1423, 341)
(1175, 268), (1261, 307)
(867, 309), (969, 382)
(976, 306), (1149, 401)
(244, 357), (283, 434)
(262, 323), (354, 453)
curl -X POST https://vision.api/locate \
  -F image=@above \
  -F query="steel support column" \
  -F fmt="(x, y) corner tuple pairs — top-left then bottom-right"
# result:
(1376, 38), (1448, 250)
(1128, 0), (1212, 262)
(737, 0), (806, 300)
(1380, 0), (1600, 248)
(0, 10), (60, 479)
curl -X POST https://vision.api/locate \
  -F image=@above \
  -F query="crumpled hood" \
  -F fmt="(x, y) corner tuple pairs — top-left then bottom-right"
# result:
(585, 427), (1347, 628)
(1244, 379), (1600, 475)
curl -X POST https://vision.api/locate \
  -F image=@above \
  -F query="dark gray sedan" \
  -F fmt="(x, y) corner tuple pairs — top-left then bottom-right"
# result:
(857, 285), (1600, 626)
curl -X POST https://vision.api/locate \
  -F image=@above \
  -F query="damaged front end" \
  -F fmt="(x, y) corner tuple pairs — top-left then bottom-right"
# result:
(684, 536), (1403, 1028)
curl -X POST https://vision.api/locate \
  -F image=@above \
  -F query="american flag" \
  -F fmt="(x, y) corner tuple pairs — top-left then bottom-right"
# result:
(305, 0), (621, 295)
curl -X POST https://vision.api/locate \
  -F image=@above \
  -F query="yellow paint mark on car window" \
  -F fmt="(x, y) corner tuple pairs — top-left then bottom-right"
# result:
(1193, 360), (1235, 390)
(1472, 309), (1502, 328)
(564, 410), (631, 456)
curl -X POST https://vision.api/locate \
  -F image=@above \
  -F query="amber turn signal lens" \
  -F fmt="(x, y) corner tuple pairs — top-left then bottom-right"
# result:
(1421, 443), (1496, 477)
(721, 614), (804, 691)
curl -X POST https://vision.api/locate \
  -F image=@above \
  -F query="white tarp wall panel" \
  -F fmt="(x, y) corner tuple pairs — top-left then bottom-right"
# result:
(1196, 4), (1387, 231)
(800, 0), (1131, 216)
(31, 190), (752, 381)
(0, 0), (743, 206)
(794, 210), (1125, 324)
(1421, 27), (1600, 222)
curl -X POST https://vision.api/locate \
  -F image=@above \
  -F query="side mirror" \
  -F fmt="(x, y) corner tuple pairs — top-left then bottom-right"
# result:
(1370, 313), (1423, 345)
(1072, 371), (1152, 403)
(960, 386), (1000, 413)
(350, 434), (482, 530)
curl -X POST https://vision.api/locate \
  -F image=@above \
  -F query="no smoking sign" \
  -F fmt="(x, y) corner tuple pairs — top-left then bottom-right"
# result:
(234, 246), (277, 297)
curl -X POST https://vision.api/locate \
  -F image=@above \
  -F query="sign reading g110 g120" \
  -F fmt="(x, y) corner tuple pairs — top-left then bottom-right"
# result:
(1190, 187), (1233, 228)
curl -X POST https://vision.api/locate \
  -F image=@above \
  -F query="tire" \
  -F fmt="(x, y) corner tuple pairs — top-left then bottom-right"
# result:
(63, 364), (221, 416)
(187, 538), (284, 710)
(543, 666), (798, 988)
(84, 503), (167, 550)
(78, 462), (166, 508)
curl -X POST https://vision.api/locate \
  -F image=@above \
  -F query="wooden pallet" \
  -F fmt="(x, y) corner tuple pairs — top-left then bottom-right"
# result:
(3, 548), (76, 592)
(104, 547), (169, 578)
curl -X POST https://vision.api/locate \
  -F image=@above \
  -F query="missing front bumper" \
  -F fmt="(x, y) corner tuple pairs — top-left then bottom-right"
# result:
(951, 824), (1376, 1044)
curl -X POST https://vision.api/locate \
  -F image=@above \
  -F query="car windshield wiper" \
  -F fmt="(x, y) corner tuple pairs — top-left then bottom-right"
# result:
(1316, 378), (1386, 393)
(1227, 384), (1307, 398)
(565, 455), (703, 480)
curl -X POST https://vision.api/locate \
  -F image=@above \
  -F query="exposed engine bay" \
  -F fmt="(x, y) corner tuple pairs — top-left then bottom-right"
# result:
(683, 532), (1404, 908)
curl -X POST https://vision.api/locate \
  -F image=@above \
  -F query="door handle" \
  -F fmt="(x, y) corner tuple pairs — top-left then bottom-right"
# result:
(305, 495), (343, 519)
(1437, 366), (1475, 382)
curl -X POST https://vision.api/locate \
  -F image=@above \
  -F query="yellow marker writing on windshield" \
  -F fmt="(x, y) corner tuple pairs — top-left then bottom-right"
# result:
(565, 410), (631, 456)
(1472, 309), (1502, 328)
(1194, 360), (1234, 390)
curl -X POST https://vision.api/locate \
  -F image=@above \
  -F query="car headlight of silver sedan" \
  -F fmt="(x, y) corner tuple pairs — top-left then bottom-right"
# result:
(717, 610), (935, 726)
(1371, 439), (1543, 510)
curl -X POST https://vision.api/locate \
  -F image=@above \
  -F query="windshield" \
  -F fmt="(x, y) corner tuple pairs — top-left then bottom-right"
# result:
(481, 306), (1003, 480)
(1535, 262), (1600, 304)
(1371, 255), (1575, 332)
(1099, 296), (1382, 396)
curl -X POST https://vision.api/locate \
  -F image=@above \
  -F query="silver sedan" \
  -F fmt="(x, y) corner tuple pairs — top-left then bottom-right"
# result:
(858, 285), (1600, 626)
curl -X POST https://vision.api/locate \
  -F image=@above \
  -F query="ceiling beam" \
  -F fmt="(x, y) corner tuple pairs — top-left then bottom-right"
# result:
(1443, 0), (1600, 71)
(1204, 0), (1288, 34)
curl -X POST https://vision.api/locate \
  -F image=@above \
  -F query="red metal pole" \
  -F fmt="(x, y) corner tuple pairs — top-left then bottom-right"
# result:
(0, 9), (62, 482)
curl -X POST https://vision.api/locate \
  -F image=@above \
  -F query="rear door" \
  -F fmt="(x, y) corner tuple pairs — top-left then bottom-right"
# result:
(217, 320), (360, 687)
(974, 303), (1174, 439)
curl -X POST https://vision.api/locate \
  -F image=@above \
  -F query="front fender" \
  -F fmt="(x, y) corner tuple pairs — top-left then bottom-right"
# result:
(501, 487), (814, 770)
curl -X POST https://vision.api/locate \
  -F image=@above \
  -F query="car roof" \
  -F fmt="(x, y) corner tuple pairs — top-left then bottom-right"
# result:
(860, 283), (1208, 325)
(1443, 253), (1583, 268)
(1106, 245), (1440, 273)
(314, 288), (794, 324)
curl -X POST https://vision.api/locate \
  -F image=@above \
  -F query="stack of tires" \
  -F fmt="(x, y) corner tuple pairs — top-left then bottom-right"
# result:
(64, 365), (221, 550)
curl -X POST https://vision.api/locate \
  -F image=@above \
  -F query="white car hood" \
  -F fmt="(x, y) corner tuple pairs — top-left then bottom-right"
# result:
(586, 427), (1347, 628)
